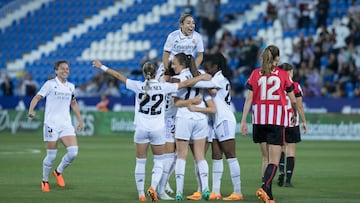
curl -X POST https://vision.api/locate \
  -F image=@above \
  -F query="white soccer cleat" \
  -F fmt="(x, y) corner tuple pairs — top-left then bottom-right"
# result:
(158, 192), (175, 200)
(165, 182), (174, 194)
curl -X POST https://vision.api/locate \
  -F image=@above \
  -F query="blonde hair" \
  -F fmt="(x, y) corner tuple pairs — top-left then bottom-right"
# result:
(141, 62), (156, 100)
(260, 45), (279, 75)
(179, 13), (193, 25)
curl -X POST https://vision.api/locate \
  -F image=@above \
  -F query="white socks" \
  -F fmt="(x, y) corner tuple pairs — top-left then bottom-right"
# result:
(56, 146), (78, 173)
(158, 153), (175, 194)
(197, 159), (209, 191)
(212, 159), (223, 194)
(175, 158), (186, 194)
(135, 158), (147, 196)
(227, 158), (242, 194)
(42, 149), (57, 182)
(151, 155), (164, 189)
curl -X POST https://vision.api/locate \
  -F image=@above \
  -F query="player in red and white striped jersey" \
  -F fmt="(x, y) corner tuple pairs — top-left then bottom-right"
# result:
(240, 45), (297, 203)
(277, 63), (307, 188)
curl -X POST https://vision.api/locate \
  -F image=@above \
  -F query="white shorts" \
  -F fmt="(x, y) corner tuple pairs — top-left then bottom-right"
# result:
(43, 124), (76, 142)
(175, 117), (208, 141)
(207, 119), (215, 143)
(134, 127), (166, 145)
(165, 116), (176, 143)
(214, 120), (236, 142)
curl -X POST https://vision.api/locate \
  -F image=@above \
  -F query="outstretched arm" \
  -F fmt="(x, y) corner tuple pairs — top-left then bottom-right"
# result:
(173, 96), (202, 107)
(188, 98), (216, 114)
(177, 73), (211, 89)
(93, 60), (127, 84)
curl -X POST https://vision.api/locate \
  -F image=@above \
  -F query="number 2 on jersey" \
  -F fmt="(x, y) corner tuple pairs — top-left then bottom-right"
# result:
(138, 93), (164, 115)
(258, 76), (280, 100)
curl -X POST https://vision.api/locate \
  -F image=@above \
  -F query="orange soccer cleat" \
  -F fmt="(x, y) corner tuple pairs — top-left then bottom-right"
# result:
(223, 192), (244, 201)
(52, 170), (65, 187)
(186, 191), (202, 200)
(147, 186), (158, 202)
(41, 181), (50, 192)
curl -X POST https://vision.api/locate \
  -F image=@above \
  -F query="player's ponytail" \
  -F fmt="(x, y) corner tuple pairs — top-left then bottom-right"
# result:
(260, 45), (279, 75)
(186, 54), (199, 77)
(141, 62), (156, 100)
(215, 53), (232, 85)
(174, 53), (199, 77)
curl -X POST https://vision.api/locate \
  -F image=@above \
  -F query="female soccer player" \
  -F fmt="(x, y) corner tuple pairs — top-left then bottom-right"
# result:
(156, 13), (204, 200)
(202, 53), (244, 201)
(170, 53), (217, 201)
(92, 59), (210, 202)
(28, 60), (83, 192)
(240, 45), (297, 203)
(277, 63), (307, 187)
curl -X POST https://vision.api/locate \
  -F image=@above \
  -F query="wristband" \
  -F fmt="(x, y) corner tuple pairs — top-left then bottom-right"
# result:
(101, 65), (109, 72)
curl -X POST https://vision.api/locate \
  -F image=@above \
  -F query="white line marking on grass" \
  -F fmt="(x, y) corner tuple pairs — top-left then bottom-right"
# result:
(0, 149), (41, 155)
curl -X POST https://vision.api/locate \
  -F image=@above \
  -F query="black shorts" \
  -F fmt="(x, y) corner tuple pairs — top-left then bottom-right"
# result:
(285, 126), (301, 143)
(252, 124), (285, 145)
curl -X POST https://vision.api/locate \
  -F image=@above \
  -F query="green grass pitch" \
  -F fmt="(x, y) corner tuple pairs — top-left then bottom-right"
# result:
(0, 132), (359, 203)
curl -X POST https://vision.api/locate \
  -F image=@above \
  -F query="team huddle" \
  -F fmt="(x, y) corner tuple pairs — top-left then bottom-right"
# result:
(28, 13), (306, 203)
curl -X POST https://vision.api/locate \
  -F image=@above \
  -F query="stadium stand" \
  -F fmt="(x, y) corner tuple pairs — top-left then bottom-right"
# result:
(0, 0), (360, 98)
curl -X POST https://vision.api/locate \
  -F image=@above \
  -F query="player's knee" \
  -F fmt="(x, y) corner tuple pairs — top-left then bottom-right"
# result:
(153, 155), (164, 173)
(224, 151), (236, 159)
(66, 146), (78, 161)
(43, 149), (57, 166)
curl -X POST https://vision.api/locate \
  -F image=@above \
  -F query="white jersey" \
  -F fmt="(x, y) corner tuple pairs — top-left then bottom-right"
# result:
(211, 71), (236, 127)
(155, 65), (178, 118)
(126, 79), (179, 131)
(37, 77), (75, 131)
(164, 29), (204, 61)
(173, 68), (210, 120)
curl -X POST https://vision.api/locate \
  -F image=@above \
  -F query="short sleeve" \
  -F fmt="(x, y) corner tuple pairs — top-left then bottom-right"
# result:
(126, 79), (140, 93)
(37, 81), (51, 97)
(163, 34), (173, 52)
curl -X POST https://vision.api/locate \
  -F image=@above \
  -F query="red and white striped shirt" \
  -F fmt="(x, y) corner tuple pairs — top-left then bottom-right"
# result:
(246, 67), (294, 126)
(286, 81), (303, 127)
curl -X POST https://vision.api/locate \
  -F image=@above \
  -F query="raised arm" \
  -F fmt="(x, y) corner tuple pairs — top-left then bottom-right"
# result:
(93, 60), (127, 84)
(162, 51), (171, 71)
(195, 52), (203, 68)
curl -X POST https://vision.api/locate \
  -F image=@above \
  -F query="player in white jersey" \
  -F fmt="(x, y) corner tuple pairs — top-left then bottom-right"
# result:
(161, 13), (204, 75)
(170, 53), (218, 201)
(28, 60), (83, 193)
(92, 59), (210, 202)
(203, 53), (244, 201)
(156, 13), (204, 83)
(155, 13), (204, 200)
